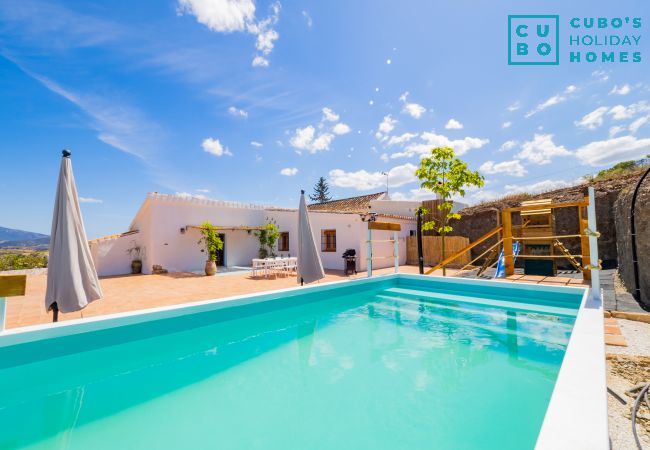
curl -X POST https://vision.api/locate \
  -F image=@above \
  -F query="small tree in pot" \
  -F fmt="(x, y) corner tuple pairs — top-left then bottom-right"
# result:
(197, 221), (223, 276)
(126, 241), (145, 274)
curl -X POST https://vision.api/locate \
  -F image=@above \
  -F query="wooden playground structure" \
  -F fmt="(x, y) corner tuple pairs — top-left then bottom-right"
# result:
(425, 190), (601, 283)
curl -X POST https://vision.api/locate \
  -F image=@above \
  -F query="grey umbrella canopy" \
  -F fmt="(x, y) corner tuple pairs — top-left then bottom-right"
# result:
(45, 150), (102, 317)
(297, 190), (325, 285)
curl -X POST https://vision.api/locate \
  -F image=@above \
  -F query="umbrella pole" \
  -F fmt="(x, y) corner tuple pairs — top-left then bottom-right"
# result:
(52, 302), (59, 322)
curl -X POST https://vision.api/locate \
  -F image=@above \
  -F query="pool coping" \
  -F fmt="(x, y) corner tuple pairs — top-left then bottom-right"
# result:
(0, 274), (607, 449)
(535, 286), (608, 450)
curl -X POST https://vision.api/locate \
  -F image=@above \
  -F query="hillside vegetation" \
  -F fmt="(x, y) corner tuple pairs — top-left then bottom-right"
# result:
(0, 250), (48, 271)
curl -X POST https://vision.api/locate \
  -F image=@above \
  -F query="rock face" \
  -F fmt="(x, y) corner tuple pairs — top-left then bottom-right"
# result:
(614, 177), (650, 309)
(448, 172), (644, 270)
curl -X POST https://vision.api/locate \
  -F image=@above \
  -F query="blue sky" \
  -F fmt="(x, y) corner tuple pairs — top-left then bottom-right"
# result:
(1, 0), (649, 238)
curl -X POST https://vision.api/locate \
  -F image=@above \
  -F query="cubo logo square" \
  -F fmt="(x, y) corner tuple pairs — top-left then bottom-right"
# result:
(508, 15), (560, 65)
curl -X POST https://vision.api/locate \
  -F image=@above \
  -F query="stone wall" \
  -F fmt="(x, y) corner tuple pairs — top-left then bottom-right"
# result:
(614, 178), (650, 309)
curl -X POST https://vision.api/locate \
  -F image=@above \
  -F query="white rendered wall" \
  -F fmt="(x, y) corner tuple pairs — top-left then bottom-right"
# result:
(145, 196), (265, 273)
(90, 234), (141, 277)
(370, 199), (423, 217)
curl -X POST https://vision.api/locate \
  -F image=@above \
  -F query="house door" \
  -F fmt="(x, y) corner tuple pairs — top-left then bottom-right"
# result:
(217, 233), (226, 266)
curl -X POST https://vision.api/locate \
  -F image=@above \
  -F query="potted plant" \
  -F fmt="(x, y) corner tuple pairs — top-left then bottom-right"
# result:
(198, 221), (223, 276)
(126, 241), (145, 274)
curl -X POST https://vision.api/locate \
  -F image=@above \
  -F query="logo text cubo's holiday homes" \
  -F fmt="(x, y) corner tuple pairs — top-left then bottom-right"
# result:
(509, 15), (643, 65)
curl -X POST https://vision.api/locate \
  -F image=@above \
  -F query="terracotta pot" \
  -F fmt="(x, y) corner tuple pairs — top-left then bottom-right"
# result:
(131, 260), (142, 274)
(205, 260), (217, 276)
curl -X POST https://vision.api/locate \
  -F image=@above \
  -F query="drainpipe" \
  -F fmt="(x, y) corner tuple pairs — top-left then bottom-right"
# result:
(630, 166), (650, 301)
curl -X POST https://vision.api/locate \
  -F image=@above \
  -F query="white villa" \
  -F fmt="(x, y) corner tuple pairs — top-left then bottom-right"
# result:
(89, 192), (424, 276)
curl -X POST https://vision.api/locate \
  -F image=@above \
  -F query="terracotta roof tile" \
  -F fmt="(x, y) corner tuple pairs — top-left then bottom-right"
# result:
(308, 192), (386, 213)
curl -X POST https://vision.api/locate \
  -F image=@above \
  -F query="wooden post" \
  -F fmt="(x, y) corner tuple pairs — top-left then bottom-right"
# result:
(579, 199), (591, 281)
(367, 228), (372, 278)
(416, 209), (424, 274)
(0, 275), (27, 332)
(502, 209), (514, 276)
(393, 231), (399, 274)
(587, 187), (600, 297)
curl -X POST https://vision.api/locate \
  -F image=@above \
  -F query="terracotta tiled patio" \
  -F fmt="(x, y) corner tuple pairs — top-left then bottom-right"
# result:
(4, 265), (588, 330)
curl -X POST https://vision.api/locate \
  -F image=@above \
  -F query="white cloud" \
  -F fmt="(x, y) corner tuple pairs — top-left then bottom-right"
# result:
(79, 197), (103, 204)
(250, 140), (263, 147)
(386, 132), (418, 147)
(608, 101), (650, 120)
(178, 0), (281, 67)
(322, 107), (339, 122)
(16, 69), (162, 162)
(289, 107), (350, 153)
(403, 103), (426, 119)
(609, 84), (632, 95)
(609, 125), (626, 137)
(507, 101), (521, 112)
(280, 167), (298, 176)
(574, 106), (608, 130)
(177, 0), (255, 32)
(332, 123), (351, 135)
(329, 163), (417, 191)
(499, 140), (518, 152)
(504, 179), (576, 195)
(479, 160), (526, 177)
(196, 188), (210, 193)
(575, 135), (650, 166)
(255, 28), (278, 54)
(390, 187), (437, 201)
(525, 85), (576, 118)
(517, 134), (570, 165)
(592, 70), (609, 82)
(501, 121), (512, 129)
(399, 92), (425, 119)
(289, 125), (334, 153)
(380, 153), (389, 162)
(202, 137), (232, 156)
(375, 114), (398, 141)
(302, 10), (312, 27)
(391, 131), (489, 158)
(629, 116), (650, 134)
(444, 119), (463, 130)
(228, 106), (248, 118)
(176, 192), (208, 199)
(251, 55), (269, 67)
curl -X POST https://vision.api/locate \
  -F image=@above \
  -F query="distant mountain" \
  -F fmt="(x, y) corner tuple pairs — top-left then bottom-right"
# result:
(0, 227), (49, 249)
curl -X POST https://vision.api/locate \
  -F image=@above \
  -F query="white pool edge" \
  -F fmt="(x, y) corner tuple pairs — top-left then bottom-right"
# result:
(535, 288), (608, 450)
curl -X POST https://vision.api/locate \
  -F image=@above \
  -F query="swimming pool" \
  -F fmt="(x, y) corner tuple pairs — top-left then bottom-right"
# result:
(0, 275), (603, 449)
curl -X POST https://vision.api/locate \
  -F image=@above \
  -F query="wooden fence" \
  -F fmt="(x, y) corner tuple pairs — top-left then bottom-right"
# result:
(421, 199), (444, 236)
(406, 236), (471, 267)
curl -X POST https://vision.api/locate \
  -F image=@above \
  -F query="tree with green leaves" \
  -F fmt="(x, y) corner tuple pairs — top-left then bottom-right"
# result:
(255, 220), (281, 258)
(197, 221), (224, 263)
(415, 147), (485, 275)
(309, 177), (332, 203)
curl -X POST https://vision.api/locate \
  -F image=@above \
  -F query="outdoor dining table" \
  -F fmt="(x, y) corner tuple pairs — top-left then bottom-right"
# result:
(252, 257), (297, 278)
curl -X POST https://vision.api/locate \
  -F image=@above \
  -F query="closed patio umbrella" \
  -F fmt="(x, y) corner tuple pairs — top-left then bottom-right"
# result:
(45, 150), (102, 320)
(297, 190), (325, 285)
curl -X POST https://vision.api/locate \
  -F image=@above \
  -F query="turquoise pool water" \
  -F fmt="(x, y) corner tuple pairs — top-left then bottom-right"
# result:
(0, 276), (583, 450)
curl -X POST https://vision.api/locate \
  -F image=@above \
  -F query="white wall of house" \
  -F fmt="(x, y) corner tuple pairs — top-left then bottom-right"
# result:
(370, 199), (422, 217)
(90, 233), (140, 277)
(92, 193), (417, 276)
